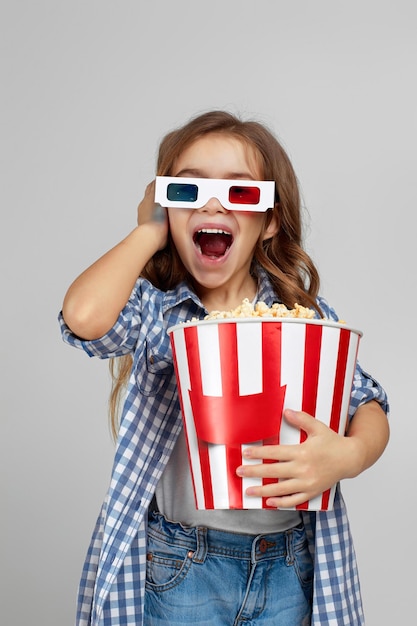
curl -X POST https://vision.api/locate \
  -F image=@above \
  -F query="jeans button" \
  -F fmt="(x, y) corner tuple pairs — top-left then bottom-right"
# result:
(259, 539), (267, 553)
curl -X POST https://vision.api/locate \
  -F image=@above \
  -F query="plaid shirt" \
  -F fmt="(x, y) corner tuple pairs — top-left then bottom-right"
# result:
(59, 268), (388, 626)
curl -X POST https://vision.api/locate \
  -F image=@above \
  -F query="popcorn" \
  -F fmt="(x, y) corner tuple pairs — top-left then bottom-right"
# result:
(204, 298), (316, 320)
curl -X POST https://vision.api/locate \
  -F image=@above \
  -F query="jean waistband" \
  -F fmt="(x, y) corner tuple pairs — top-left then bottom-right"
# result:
(147, 511), (306, 564)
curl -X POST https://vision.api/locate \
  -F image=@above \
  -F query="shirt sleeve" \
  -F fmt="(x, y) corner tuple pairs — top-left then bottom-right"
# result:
(316, 296), (389, 418)
(58, 279), (143, 359)
(349, 363), (389, 417)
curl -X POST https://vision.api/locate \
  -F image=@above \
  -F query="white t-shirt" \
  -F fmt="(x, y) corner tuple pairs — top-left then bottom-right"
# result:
(156, 430), (301, 533)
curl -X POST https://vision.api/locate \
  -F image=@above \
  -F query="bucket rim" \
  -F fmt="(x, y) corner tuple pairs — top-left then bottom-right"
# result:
(167, 316), (363, 337)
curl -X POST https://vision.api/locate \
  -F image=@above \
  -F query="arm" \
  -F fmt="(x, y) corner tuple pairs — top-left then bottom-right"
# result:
(62, 182), (168, 340)
(236, 400), (389, 509)
(343, 399), (390, 475)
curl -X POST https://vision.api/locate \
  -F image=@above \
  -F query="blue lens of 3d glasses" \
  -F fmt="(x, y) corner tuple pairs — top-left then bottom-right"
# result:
(167, 183), (199, 202)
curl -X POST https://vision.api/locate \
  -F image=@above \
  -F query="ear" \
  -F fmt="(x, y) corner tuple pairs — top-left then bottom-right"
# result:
(262, 209), (279, 241)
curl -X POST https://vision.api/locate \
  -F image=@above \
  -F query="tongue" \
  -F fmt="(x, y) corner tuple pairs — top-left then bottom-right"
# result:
(198, 233), (230, 257)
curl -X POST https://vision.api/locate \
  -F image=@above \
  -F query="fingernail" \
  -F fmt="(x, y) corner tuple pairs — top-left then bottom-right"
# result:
(266, 499), (279, 509)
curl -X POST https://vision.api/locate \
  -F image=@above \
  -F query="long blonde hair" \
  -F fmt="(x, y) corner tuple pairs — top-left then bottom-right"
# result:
(109, 110), (321, 439)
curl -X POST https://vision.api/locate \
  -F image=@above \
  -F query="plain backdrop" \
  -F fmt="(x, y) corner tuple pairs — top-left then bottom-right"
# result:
(2, 1), (415, 624)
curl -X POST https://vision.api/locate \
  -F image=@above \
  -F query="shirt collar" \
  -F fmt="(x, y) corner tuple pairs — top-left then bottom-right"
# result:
(255, 266), (279, 305)
(161, 279), (203, 314)
(160, 265), (280, 315)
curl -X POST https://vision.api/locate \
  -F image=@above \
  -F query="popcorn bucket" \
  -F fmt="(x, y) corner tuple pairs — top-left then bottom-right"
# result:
(168, 318), (362, 511)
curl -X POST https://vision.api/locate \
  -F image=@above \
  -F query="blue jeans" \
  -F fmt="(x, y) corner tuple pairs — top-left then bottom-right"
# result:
(144, 512), (313, 625)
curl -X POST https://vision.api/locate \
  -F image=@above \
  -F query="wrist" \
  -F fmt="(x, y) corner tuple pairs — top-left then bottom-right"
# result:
(343, 435), (368, 479)
(136, 220), (168, 252)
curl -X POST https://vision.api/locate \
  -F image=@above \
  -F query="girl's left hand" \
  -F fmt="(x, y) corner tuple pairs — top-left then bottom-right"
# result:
(236, 408), (360, 509)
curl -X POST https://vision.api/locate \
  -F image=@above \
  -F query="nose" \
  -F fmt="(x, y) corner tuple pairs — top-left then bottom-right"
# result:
(198, 196), (228, 214)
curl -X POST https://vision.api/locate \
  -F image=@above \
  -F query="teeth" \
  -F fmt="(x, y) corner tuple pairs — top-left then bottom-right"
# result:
(198, 228), (230, 235)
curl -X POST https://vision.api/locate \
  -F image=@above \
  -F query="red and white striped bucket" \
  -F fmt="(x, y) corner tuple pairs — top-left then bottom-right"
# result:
(168, 318), (362, 511)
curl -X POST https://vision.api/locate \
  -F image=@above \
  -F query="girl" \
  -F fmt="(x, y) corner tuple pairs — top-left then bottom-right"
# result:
(60, 110), (389, 626)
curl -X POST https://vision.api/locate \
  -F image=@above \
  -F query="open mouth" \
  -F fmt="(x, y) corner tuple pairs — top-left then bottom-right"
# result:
(193, 228), (233, 258)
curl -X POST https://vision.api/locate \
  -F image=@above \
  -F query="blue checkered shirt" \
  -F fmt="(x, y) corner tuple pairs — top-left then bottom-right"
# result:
(59, 268), (388, 626)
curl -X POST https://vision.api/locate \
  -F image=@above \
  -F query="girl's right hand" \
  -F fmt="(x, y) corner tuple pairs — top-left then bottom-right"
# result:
(137, 180), (168, 251)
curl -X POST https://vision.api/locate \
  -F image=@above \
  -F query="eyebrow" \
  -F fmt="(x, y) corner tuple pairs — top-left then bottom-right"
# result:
(173, 168), (257, 180)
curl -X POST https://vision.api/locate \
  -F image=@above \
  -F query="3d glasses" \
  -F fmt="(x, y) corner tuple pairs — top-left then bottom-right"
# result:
(154, 176), (276, 212)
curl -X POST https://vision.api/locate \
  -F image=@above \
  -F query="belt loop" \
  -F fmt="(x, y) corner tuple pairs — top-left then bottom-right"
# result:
(193, 526), (208, 563)
(285, 529), (294, 566)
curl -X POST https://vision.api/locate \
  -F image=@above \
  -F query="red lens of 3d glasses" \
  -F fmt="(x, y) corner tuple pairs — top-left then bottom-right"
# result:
(228, 185), (261, 205)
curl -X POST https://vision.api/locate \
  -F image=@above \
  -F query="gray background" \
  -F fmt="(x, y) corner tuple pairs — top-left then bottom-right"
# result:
(2, 1), (415, 624)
